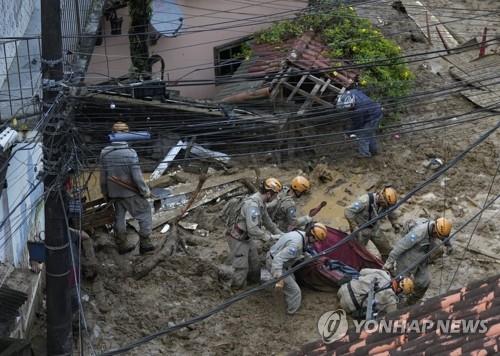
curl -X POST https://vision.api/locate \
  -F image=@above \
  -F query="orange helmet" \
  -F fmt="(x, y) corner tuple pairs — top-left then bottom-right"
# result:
(393, 276), (414, 295)
(381, 187), (398, 206)
(291, 176), (311, 194)
(309, 222), (327, 241)
(112, 121), (129, 133)
(435, 217), (452, 238)
(263, 177), (282, 193)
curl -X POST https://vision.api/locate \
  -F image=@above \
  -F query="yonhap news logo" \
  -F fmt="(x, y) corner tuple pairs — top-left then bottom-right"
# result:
(317, 309), (349, 344)
(318, 309), (488, 344)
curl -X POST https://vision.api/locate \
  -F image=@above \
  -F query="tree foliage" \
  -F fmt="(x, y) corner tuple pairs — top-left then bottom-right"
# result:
(255, 5), (413, 99)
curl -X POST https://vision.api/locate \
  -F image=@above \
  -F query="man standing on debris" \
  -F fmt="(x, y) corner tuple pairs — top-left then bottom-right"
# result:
(383, 217), (452, 304)
(336, 89), (383, 158)
(99, 121), (155, 255)
(227, 178), (283, 289)
(338, 269), (414, 318)
(267, 222), (327, 314)
(267, 176), (312, 232)
(344, 186), (398, 256)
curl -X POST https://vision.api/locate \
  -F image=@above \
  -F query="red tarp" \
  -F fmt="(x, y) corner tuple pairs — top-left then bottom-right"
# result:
(296, 226), (383, 291)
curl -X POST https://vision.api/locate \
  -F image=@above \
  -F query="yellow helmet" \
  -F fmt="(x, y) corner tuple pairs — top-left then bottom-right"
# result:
(309, 222), (327, 241)
(381, 187), (398, 206)
(112, 121), (129, 133)
(435, 217), (452, 238)
(263, 177), (283, 193)
(291, 176), (311, 194)
(398, 277), (414, 295)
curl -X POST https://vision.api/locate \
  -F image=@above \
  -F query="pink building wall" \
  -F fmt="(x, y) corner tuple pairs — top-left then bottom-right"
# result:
(86, 0), (307, 99)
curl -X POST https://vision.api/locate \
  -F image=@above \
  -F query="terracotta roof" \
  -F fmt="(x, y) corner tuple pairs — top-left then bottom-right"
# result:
(291, 274), (500, 355)
(247, 32), (358, 88)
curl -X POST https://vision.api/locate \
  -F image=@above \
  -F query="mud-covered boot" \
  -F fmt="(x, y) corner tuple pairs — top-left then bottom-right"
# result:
(115, 232), (135, 254)
(139, 236), (155, 255)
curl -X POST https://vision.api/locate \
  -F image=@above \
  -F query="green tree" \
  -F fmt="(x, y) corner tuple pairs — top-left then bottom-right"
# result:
(128, 0), (152, 79)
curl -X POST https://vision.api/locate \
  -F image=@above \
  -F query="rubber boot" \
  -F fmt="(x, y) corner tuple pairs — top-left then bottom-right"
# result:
(115, 232), (135, 254)
(139, 235), (155, 255)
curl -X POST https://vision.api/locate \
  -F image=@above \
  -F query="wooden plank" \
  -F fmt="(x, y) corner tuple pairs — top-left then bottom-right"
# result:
(320, 78), (332, 95)
(151, 182), (246, 230)
(90, 93), (224, 116)
(308, 74), (341, 93)
(282, 82), (334, 107)
(270, 68), (292, 101)
(286, 74), (307, 102)
(298, 83), (321, 115)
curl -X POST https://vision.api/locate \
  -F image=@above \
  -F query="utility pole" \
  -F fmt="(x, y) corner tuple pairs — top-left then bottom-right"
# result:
(41, 0), (72, 355)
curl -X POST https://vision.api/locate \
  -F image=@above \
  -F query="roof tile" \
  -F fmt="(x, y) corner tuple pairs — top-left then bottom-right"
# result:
(291, 274), (500, 356)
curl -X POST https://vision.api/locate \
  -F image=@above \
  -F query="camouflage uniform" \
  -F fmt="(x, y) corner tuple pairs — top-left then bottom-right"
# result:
(227, 192), (282, 289)
(266, 230), (307, 314)
(338, 268), (398, 316)
(100, 142), (152, 252)
(267, 187), (312, 232)
(385, 219), (437, 304)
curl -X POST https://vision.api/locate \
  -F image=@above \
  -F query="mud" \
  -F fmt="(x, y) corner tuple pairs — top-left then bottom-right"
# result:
(30, 1), (500, 355)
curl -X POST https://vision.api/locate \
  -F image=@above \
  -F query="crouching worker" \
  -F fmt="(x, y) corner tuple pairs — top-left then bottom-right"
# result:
(384, 217), (452, 304)
(338, 269), (414, 318)
(227, 178), (283, 289)
(267, 222), (327, 315)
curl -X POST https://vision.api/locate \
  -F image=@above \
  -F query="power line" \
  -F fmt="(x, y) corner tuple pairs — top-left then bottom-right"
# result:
(96, 117), (500, 355)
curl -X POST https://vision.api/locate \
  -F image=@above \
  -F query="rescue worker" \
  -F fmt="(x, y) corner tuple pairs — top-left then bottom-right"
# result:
(267, 222), (328, 314)
(344, 186), (398, 255)
(99, 121), (155, 255)
(336, 89), (383, 158)
(338, 269), (414, 317)
(227, 178), (283, 289)
(267, 175), (312, 232)
(383, 217), (452, 304)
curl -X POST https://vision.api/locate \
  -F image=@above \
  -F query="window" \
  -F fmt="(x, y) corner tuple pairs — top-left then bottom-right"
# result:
(214, 37), (251, 82)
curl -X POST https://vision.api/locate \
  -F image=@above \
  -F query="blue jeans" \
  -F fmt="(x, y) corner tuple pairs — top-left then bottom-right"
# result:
(358, 123), (379, 157)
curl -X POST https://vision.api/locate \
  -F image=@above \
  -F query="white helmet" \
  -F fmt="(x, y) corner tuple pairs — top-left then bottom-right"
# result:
(336, 91), (355, 109)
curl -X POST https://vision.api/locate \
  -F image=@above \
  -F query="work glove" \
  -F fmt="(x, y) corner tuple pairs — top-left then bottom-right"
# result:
(270, 234), (282, 241)
(275, 280), (284, 289)
(383, 259), (395, 272)
(142, 190), (152, 199)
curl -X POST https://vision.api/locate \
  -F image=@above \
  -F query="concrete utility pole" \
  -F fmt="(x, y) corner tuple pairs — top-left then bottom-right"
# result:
(41, 0), (72, 354)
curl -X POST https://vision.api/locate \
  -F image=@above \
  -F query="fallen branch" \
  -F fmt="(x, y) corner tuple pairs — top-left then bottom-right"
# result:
(133, 172), (208, 279)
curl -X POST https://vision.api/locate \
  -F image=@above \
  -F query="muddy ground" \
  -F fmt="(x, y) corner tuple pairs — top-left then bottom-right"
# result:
(30, 0), (500, 355)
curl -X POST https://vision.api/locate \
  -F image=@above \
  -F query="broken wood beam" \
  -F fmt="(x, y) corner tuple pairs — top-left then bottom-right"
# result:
(286, 75), (307, 102)
(298, 83), (321, 115)
(282, 81), (334, 107)
(270, 68), (292, 101)
(220, 87), (270, 103)
(308, 74), (342, 93)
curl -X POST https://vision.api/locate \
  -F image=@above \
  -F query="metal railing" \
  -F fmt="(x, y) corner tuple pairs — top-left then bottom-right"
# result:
(0, 0), (98, 119)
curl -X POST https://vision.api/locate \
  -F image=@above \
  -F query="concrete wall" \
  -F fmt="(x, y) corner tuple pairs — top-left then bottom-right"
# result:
(86, 0), (308, 99)
(0, 0), (37, 91)
(0, 134), (44, 267)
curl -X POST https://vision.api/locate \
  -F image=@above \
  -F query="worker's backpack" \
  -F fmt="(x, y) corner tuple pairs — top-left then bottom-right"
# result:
(220, 195), (246, 228)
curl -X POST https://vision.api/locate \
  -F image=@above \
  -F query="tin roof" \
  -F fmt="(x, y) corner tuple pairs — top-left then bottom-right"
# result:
(291, 274), (500, 355)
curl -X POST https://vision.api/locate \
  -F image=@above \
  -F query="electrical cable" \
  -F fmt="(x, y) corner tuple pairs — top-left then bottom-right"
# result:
(446, 159), (500, 291)
(96, 117), (500, 355)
